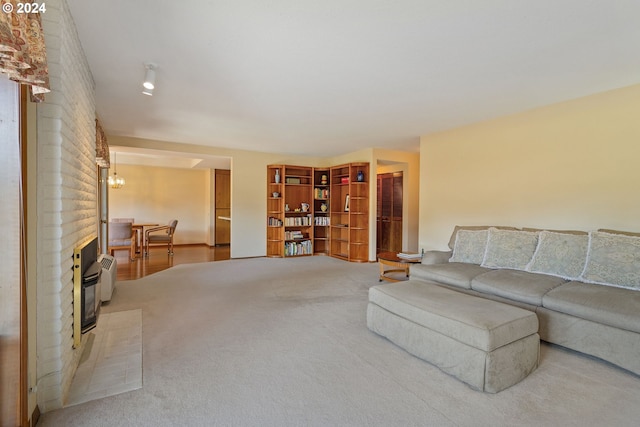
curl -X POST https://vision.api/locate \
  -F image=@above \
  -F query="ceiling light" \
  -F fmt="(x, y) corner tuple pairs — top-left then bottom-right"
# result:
(143, 62), (157, 90)
(142, 87), (154, 96)
(108, 152), (126, 189)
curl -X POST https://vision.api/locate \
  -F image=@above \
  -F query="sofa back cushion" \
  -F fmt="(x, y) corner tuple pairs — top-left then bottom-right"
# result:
(449, 229), (488, 264)
(527, 231), (589, 280)
(581, 231), (640, 290)
(447, 225), (519, 250)
(481, 228), (539, 270)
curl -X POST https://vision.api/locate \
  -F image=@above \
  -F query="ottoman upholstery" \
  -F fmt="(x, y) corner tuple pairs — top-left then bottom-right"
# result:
(367, 280), (539, 393)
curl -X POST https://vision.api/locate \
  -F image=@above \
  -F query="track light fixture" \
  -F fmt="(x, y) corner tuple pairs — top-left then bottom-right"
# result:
(143, 62), (157, 94)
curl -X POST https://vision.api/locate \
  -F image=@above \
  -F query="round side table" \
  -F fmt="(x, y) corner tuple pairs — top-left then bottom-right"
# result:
(377, 251), (422, 282)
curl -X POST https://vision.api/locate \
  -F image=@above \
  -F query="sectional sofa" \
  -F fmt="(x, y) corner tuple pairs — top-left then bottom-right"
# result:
(406, 226), (640, 376)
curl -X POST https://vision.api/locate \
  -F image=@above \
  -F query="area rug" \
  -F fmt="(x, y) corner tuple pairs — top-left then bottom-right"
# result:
(65, 309), (142, 407)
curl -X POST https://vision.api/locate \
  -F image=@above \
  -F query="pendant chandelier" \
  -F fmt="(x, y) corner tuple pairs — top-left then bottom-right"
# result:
(108, 152), (125, 189)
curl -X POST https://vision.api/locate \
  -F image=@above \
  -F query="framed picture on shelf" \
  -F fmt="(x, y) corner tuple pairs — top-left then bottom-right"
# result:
(344, 194), (350, 212)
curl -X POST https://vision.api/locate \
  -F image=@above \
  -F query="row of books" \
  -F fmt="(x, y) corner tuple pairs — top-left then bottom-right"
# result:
(285, 230), (306, 240)
(269, 216), (330, 227)
(314, 188), (329, 199)
(314, 216), (330, 226)
(285, 216), (312, 226)
(285, 240), (312, 256)
(268, 217), (283, 227)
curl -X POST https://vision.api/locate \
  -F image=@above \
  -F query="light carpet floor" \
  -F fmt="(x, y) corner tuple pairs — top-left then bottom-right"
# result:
(39, 256), (640, 426)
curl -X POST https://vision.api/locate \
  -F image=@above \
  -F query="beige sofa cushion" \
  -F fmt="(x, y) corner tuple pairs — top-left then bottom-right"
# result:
(542, 281), (640, 334)
(411, 263), (490, 289)
(471, 269), (566, 306)
(447, 225), (519, 250)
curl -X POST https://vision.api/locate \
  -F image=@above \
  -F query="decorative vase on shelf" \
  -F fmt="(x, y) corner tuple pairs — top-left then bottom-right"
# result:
(356, 170), (364, 182)
(321, 174), (327, 185)
(275, 169), (280, 184)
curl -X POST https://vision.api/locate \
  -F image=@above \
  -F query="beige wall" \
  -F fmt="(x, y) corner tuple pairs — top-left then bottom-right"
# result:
(108, 137), (420, 260)
(108, 164), (210, 245)
(108, 136), (324, 258)
(419, 84), (640, 250)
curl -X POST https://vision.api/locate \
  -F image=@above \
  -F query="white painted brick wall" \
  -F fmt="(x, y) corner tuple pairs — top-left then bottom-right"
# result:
(37, 0), (97, 411)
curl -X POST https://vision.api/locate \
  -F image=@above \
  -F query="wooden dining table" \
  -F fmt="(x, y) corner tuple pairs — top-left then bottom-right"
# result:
(132, 223), (159, 255)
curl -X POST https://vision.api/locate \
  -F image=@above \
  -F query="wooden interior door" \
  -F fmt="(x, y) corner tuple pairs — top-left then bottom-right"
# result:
(215, 169), (231, 245)
(376, 171), (403, 253)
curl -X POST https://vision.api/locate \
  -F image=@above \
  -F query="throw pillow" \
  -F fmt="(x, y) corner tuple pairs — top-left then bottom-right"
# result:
(527, 231), (588, 280)
(581, 231), (640, 290)
(481, 228), (539, 270)
(449, 229), (488, 264)
(447, 225), (519, 249)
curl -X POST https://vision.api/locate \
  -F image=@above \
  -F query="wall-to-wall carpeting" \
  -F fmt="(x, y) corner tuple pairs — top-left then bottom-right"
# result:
(40, 257), (640, 426)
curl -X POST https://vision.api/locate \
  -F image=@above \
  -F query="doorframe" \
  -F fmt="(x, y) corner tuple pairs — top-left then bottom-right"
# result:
(214, 168), (231, 246)
(20, 83), (30, 427)
(376, 170), (404, 253)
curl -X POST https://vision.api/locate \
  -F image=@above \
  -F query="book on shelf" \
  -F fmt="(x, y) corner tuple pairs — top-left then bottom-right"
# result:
(285, 216), (312, 226)
(314, 188), (329, 199)
(268, 217), (283, 227)
(284, 240), (312, 256)
(314, 216), (330, 226)
(285, 230), (305, 240)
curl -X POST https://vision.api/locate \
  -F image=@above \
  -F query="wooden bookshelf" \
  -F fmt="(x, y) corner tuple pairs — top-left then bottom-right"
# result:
(268, 162), (369, 261)
(313, 168), (331, 255)
(266, 165), (285, 257)
(284, 166), (313, 257)
(329, 162), (370, 262)
(348, 163), (370, 262)
(267, 165), (314, 257)
(329, 164), (350, 260)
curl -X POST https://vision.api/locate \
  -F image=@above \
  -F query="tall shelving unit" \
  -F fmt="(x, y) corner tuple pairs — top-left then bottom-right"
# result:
(283, 166), (313, 257)
(328, 162), (370, 262)
(313, 168), (331, 255)
(266, 165), (285, 257)
(329, 164), (350, 260)
(347, 163), (370, 262)
(268, 162), (369, 262)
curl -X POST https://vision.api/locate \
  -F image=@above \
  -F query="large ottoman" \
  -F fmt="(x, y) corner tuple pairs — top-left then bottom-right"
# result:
(367, 280), (539, 393)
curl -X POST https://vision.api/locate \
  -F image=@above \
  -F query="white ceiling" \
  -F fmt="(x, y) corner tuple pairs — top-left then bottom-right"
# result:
(68, 0), (640, 160)
(110, 147), (231, 170)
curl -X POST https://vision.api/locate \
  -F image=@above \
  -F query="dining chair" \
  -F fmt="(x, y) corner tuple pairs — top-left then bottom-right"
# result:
(144, 219), (178, 256)
(108, 221), (136, 261)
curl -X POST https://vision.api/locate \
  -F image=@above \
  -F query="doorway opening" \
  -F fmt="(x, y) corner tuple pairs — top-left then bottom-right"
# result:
(214, 169), (231, 246)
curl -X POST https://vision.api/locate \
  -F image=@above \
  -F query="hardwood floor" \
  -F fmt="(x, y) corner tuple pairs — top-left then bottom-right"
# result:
(113, 244), (231, 281)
